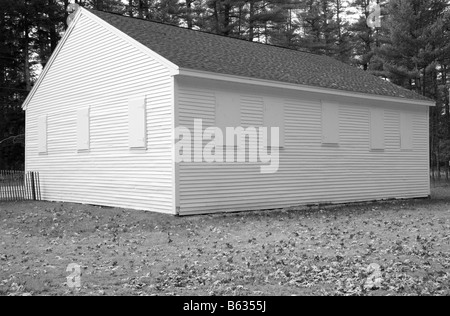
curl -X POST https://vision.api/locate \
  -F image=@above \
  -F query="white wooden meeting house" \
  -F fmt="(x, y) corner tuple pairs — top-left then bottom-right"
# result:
(22, 7), (435, 215)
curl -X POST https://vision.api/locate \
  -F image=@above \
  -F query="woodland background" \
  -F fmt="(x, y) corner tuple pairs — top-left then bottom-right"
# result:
(1, 0), (450, 178)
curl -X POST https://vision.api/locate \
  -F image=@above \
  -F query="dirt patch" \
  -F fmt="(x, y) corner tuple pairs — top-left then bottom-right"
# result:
(1, 189), (450, 296)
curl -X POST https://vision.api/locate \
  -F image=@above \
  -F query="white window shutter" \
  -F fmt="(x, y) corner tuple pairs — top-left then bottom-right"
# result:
(77, 107), (90, 151)
(128, 96), (147, 149)
(37, 115), (47, 154)
(263, 97), (285, 147)
(400, 112), (413, 150)
(370, 108), (385, 150)
(321, 101), (340, 144)
(215, 91), (240, 131)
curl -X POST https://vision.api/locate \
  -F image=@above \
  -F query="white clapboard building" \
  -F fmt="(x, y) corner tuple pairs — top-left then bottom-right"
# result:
(22, 7), (434, 215)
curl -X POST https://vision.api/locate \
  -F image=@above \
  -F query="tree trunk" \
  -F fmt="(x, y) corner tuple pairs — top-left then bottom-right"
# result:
(447, 90), (450, 181)
(249, 1), (254, 41)
(238, 5), (242, 36)
(96, 0), (104, 11)
(264, 22), (267, 44)
(23, 6), (31, 92)
(213, 0), (220, 34)
(430, 115), (435, 182)
(422, 68), (427, 96)
(223, 3), (231, 36)
(64, 0), (70, 30)
(445, 65), (449, 180)
(138, 0), (144, 18)
(49, 0), (58, 53)
(129, 0), (133, 17)
(437, 139), (441, 180)
(186, 0), (193, 29)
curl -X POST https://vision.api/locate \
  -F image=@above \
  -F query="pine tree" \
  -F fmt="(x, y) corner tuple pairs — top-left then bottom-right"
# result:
(348, 0), (378, 70)
(377, 0), (449, 95)
(0, 0), (30, 169)
(376, 0), (450, 178)
(297, 0), (350, 60)
(266, 0), (302, 48)
(152, 0), (180, 24)
(85, 0), (125, 13)
(333, 0), (351, 63)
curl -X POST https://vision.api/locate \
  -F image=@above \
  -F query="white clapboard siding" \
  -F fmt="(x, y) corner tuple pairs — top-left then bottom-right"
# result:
(176, 77), (430, 215)
(25, 12), (175, 213)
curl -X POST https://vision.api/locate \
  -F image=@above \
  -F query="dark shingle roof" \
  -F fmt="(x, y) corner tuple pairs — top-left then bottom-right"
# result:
(90, 10), (431, 102)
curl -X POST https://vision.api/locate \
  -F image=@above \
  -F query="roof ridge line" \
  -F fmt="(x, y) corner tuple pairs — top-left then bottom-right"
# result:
(88, 8), (318, 55)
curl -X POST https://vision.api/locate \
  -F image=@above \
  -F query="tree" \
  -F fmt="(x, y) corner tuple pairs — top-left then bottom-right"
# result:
(297, 0), (351, 61)
(375, 0), (450, 179)
(377, 0), (449, 95)
(0, 0), (30, 169)
(264, 0), (302, 48)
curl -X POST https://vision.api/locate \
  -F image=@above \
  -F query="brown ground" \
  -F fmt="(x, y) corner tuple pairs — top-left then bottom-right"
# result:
(1, 188), (450, 296)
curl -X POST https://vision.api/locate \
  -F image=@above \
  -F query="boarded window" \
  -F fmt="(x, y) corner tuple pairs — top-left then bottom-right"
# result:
(400, 112), (413, 150)
(263, 97), (285, 147)
(37, 115), (47, 154)
(215, 91), (240, 131)
(77, 107), (90, 151)
(128, 96), (147, 149)
(321, 101), (339, 144)
(370, 108), (385, 150)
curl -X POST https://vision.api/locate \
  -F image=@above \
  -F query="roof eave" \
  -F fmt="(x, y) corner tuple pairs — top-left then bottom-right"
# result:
(178, 68), (435, 107)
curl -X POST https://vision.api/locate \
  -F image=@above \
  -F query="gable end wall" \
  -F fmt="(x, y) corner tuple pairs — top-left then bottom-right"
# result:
(25, 12), (175, 213)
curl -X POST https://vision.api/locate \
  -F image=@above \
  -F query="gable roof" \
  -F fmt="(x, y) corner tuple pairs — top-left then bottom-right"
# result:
(89, 9), (432, 103)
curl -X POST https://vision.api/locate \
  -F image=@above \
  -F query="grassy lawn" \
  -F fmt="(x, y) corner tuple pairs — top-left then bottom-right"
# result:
(1, 188), (450, 296)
